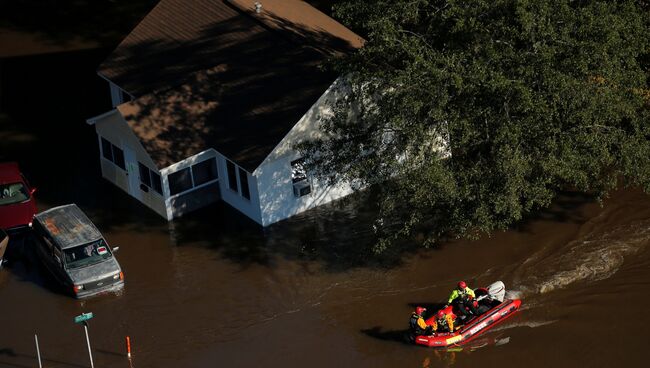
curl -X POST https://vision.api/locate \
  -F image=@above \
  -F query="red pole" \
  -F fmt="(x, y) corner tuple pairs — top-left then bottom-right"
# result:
(126, 336), (131, 358)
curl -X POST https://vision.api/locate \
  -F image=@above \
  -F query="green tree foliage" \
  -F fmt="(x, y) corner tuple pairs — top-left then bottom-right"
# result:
(299, 0), (650, 252)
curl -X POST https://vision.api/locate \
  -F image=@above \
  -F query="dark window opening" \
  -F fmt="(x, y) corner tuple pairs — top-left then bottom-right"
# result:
(101, 138), (112, 161)
(238, 167), (250, 200)
(168, 168), (192, 196)
(112, 146), (126, 170)
(151, 172), (162, 195)
(226, 160), (237, 191)
(101, 137), (125, 171)
(138, 162), (151, 187)
(192, 158), (218, 186)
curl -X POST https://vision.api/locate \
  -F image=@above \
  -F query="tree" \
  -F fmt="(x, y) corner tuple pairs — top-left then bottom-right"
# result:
(298, 0), (650, 252)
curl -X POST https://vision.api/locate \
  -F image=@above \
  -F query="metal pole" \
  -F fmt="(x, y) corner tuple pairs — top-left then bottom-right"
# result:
(34, 334), (42, 368)
(83, 322), (95, 368)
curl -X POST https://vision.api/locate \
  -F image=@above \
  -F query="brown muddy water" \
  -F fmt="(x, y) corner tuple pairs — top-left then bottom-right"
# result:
(2, 35), (650, 368)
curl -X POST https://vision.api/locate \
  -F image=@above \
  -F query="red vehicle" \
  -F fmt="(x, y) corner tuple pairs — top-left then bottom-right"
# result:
(0, 162), (37, 233)
(413, 281), (522, 348)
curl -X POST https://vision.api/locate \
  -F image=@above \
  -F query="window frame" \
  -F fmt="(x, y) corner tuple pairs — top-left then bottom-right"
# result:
(291, 158), (311, 198)
(168, 167), (194, 196)
(165, 156), (221, 199)
(101, 137), (113, 161)
(100, 137), (126, 171)
(138, 162), (152, 188)
(226, 160), (238, 192)
(150, 171), (163, 195)
(192, 158), (218, 187)
(238, 167), (250, 200)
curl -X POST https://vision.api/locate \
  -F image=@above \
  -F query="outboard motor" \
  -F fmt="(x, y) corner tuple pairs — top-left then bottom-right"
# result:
(486, 281), (506, 302)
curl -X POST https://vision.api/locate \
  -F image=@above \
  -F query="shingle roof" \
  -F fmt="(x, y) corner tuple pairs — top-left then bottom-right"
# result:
(99, 0), (362, 171)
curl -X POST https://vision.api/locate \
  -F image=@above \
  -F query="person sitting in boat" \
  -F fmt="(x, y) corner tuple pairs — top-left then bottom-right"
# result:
(445, 281), (480, 318)
(409, 307), (433, 336)
(432, 310), (455, 333)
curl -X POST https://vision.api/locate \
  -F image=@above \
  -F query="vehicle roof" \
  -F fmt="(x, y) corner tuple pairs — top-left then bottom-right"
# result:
(34, 204), (103, 249)
(0, 162), (22, 183)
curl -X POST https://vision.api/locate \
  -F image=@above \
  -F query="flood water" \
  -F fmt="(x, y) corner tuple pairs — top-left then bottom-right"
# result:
(3, 18), (650, 368)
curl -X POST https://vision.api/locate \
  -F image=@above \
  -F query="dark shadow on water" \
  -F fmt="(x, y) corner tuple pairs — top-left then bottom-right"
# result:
(168, 188), (420, 271)
(361, 326), (412, 345)
(0, 361), (31, 368)
(95, 348), (125, 358)
(0, 349), (87, 368)
(514, 191), (596, 233)
(0, 348), (17, 357)
(3, 233), (74, 297)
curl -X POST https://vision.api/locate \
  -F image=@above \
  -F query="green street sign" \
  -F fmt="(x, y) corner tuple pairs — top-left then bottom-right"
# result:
(74, 312), (94, 324)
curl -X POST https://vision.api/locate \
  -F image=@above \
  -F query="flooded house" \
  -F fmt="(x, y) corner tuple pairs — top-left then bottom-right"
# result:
(86, 0), (364, 225)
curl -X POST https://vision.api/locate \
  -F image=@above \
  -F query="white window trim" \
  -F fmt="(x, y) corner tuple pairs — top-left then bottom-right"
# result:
(225, 159), (240, 194)
(237, 167), (251, 202)
(99, 136), (126, 172)
(166, 178), (219, 201)
(224, 159), (252, 201)
(138, 162), (164, 197)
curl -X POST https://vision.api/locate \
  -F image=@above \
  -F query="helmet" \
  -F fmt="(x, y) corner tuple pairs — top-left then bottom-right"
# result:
(458, 281), (467, 289)
(415, 307), (426, 316)
(436, 310), (445, 319)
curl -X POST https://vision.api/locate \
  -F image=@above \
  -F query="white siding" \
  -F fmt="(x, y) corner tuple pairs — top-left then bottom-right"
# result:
(109, 82), (124, 107)
(94, 110), (167, 217)
(254, 78), (355, 226)
(255, 157), (352, 226)
(92, 77), (358, 226)
(160, 149), (263, 224)
(215, 155), (263, 224)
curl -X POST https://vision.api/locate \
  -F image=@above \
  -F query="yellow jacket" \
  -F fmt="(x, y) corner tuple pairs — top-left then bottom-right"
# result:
(432, 314), (455, 332)
(410, 313), (431, 335)
(447, 287), (475, 304)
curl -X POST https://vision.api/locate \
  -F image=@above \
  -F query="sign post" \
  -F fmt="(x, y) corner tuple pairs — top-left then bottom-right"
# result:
(34, 334), (42, 368)
(74, 312), (95, 368)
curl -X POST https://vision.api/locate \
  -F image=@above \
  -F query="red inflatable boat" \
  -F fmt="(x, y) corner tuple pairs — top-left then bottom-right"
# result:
(414, 281), (522, 347)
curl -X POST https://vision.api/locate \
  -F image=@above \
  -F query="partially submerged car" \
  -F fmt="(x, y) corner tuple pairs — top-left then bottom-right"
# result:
(32, 204), (124, 298)
(0, 162), (37, 233)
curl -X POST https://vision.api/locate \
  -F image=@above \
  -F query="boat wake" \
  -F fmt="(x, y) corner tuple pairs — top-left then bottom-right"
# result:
(514, 218), (650, 295)
(489, 319), (557, 332)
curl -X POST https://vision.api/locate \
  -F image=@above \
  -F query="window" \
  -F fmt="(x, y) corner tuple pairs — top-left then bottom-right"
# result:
(226, 160), (237, 191)
(168, 168), (192, 195)
(138, 163), (151, 187)
(192, 158), (218, 186)
(101, 138), (112, 161)
(138, 162), (163, 195)
(151, 171), (162, 195)
(112, 146), (126, 170)
(0, 182), (29, 206)
(63, 239), (112, 269)
(238, 167), (250, 200)
(101, 137), (125, 171)
(291, 158), (308, 183)
(291, 158), (311, 197)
